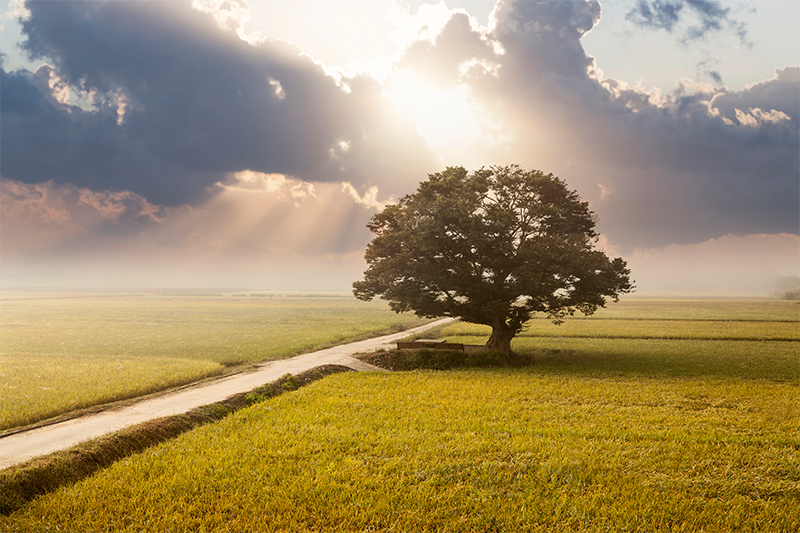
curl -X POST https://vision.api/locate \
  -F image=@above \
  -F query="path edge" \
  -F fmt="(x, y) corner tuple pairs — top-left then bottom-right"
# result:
(0, 365), (352, 516)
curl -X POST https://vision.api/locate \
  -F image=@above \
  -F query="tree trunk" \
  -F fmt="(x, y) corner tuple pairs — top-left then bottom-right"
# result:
(485, 324), (515, 355)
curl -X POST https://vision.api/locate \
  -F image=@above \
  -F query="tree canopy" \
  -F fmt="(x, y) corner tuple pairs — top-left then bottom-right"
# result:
(353, 165), (634, 354)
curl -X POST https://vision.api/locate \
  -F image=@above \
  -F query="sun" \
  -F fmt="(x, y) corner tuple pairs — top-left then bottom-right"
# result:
(384, 71), (483, 153)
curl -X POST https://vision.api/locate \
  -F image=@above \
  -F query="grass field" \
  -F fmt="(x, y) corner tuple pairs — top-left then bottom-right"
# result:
(3, 298), (798, 531)
(0, 292), (422, 430)
(442, 298), (799, 340)
(4, 371), (797, 531)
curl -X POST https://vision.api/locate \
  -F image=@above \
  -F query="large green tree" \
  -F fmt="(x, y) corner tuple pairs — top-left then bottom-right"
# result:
(353, 165), (634, 355)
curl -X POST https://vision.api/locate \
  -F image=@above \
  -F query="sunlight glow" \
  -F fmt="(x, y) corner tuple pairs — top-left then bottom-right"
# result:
(387, 1), (453, 51)
(384, 72), (482, 152)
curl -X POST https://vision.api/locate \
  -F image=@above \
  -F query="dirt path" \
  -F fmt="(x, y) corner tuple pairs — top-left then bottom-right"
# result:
(0, 319), (452, 470)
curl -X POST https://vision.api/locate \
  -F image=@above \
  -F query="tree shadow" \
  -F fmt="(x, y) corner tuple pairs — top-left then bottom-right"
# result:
(360, 335), (799, 382)
(518, 343), (798, 381)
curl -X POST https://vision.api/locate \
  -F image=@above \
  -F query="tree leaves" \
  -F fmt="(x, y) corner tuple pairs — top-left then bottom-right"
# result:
(354, 165), (634, 353)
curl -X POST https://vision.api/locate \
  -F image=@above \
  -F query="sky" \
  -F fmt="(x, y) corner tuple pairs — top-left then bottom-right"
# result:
(1, 0), (798, 294)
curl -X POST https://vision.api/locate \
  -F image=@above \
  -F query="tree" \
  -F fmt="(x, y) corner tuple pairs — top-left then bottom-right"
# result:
(353, 165), (634, 355)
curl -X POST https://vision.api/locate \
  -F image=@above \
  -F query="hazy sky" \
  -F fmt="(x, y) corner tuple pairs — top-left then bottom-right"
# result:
(1, 0), (798, 294)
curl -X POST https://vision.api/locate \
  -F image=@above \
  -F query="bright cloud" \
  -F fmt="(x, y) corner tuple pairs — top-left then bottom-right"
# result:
(341, 183), (391, 211)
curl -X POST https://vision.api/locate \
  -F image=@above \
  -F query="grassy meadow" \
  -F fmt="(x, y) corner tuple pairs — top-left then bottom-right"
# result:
(2, 298), (798, 531)
(0, 292), (422, 430)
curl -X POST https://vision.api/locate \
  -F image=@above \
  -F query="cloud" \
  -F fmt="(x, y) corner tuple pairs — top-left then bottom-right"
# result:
(398, 11), (496, 88)
(626, 0), (683, 32)
(696, 57), (723, 85)
(342, 182), (391, 210)
(709, 67), (800, 128)
(396, 0), (798, 248)
(1, 0), (436, 207)
(1, 174), (374, 259)
(1, 0), (797, 290)
(0, 178), (170, 257)
(1, 179), (165, 227)
(625, 0), (750, 47)
(491, 0), (602, 80)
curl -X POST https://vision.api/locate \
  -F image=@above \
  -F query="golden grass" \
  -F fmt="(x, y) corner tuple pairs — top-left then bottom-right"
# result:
(5, 370), (797, 531)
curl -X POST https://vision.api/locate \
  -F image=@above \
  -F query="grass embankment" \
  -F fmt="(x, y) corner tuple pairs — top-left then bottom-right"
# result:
(3, 299), (798, 531)
(0, 293), (422, 430)
(0, 366), (349, 516)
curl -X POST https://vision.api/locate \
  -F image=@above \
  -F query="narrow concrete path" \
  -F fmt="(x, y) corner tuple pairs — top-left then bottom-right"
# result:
(0, 318), (452, 470)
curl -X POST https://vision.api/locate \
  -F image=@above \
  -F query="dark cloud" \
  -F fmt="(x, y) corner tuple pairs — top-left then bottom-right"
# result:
(709, 67), (800, 129)
(492, 0), (601, 80)
(625, 0), (751, 47)
(696, 58), (723, 84)
(401, 0), (798, 248)
(1, 0), (435, 206)
(626, 0), (684, 32)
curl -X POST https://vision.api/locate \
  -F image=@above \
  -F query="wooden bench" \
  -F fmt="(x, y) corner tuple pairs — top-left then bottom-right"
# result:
(396, 339), (465, 351)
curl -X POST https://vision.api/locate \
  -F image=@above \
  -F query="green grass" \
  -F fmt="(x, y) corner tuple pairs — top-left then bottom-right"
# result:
(1, 293), (420, 365)
(0, 356), (224, 430)
(443, 319), (799, 341)
(4, 369), (797, 532)
(442, 337), (800, 380)
(441, 298), (800, 343)
(0, 293), (421, 430)
(543, 298), (799, 321)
